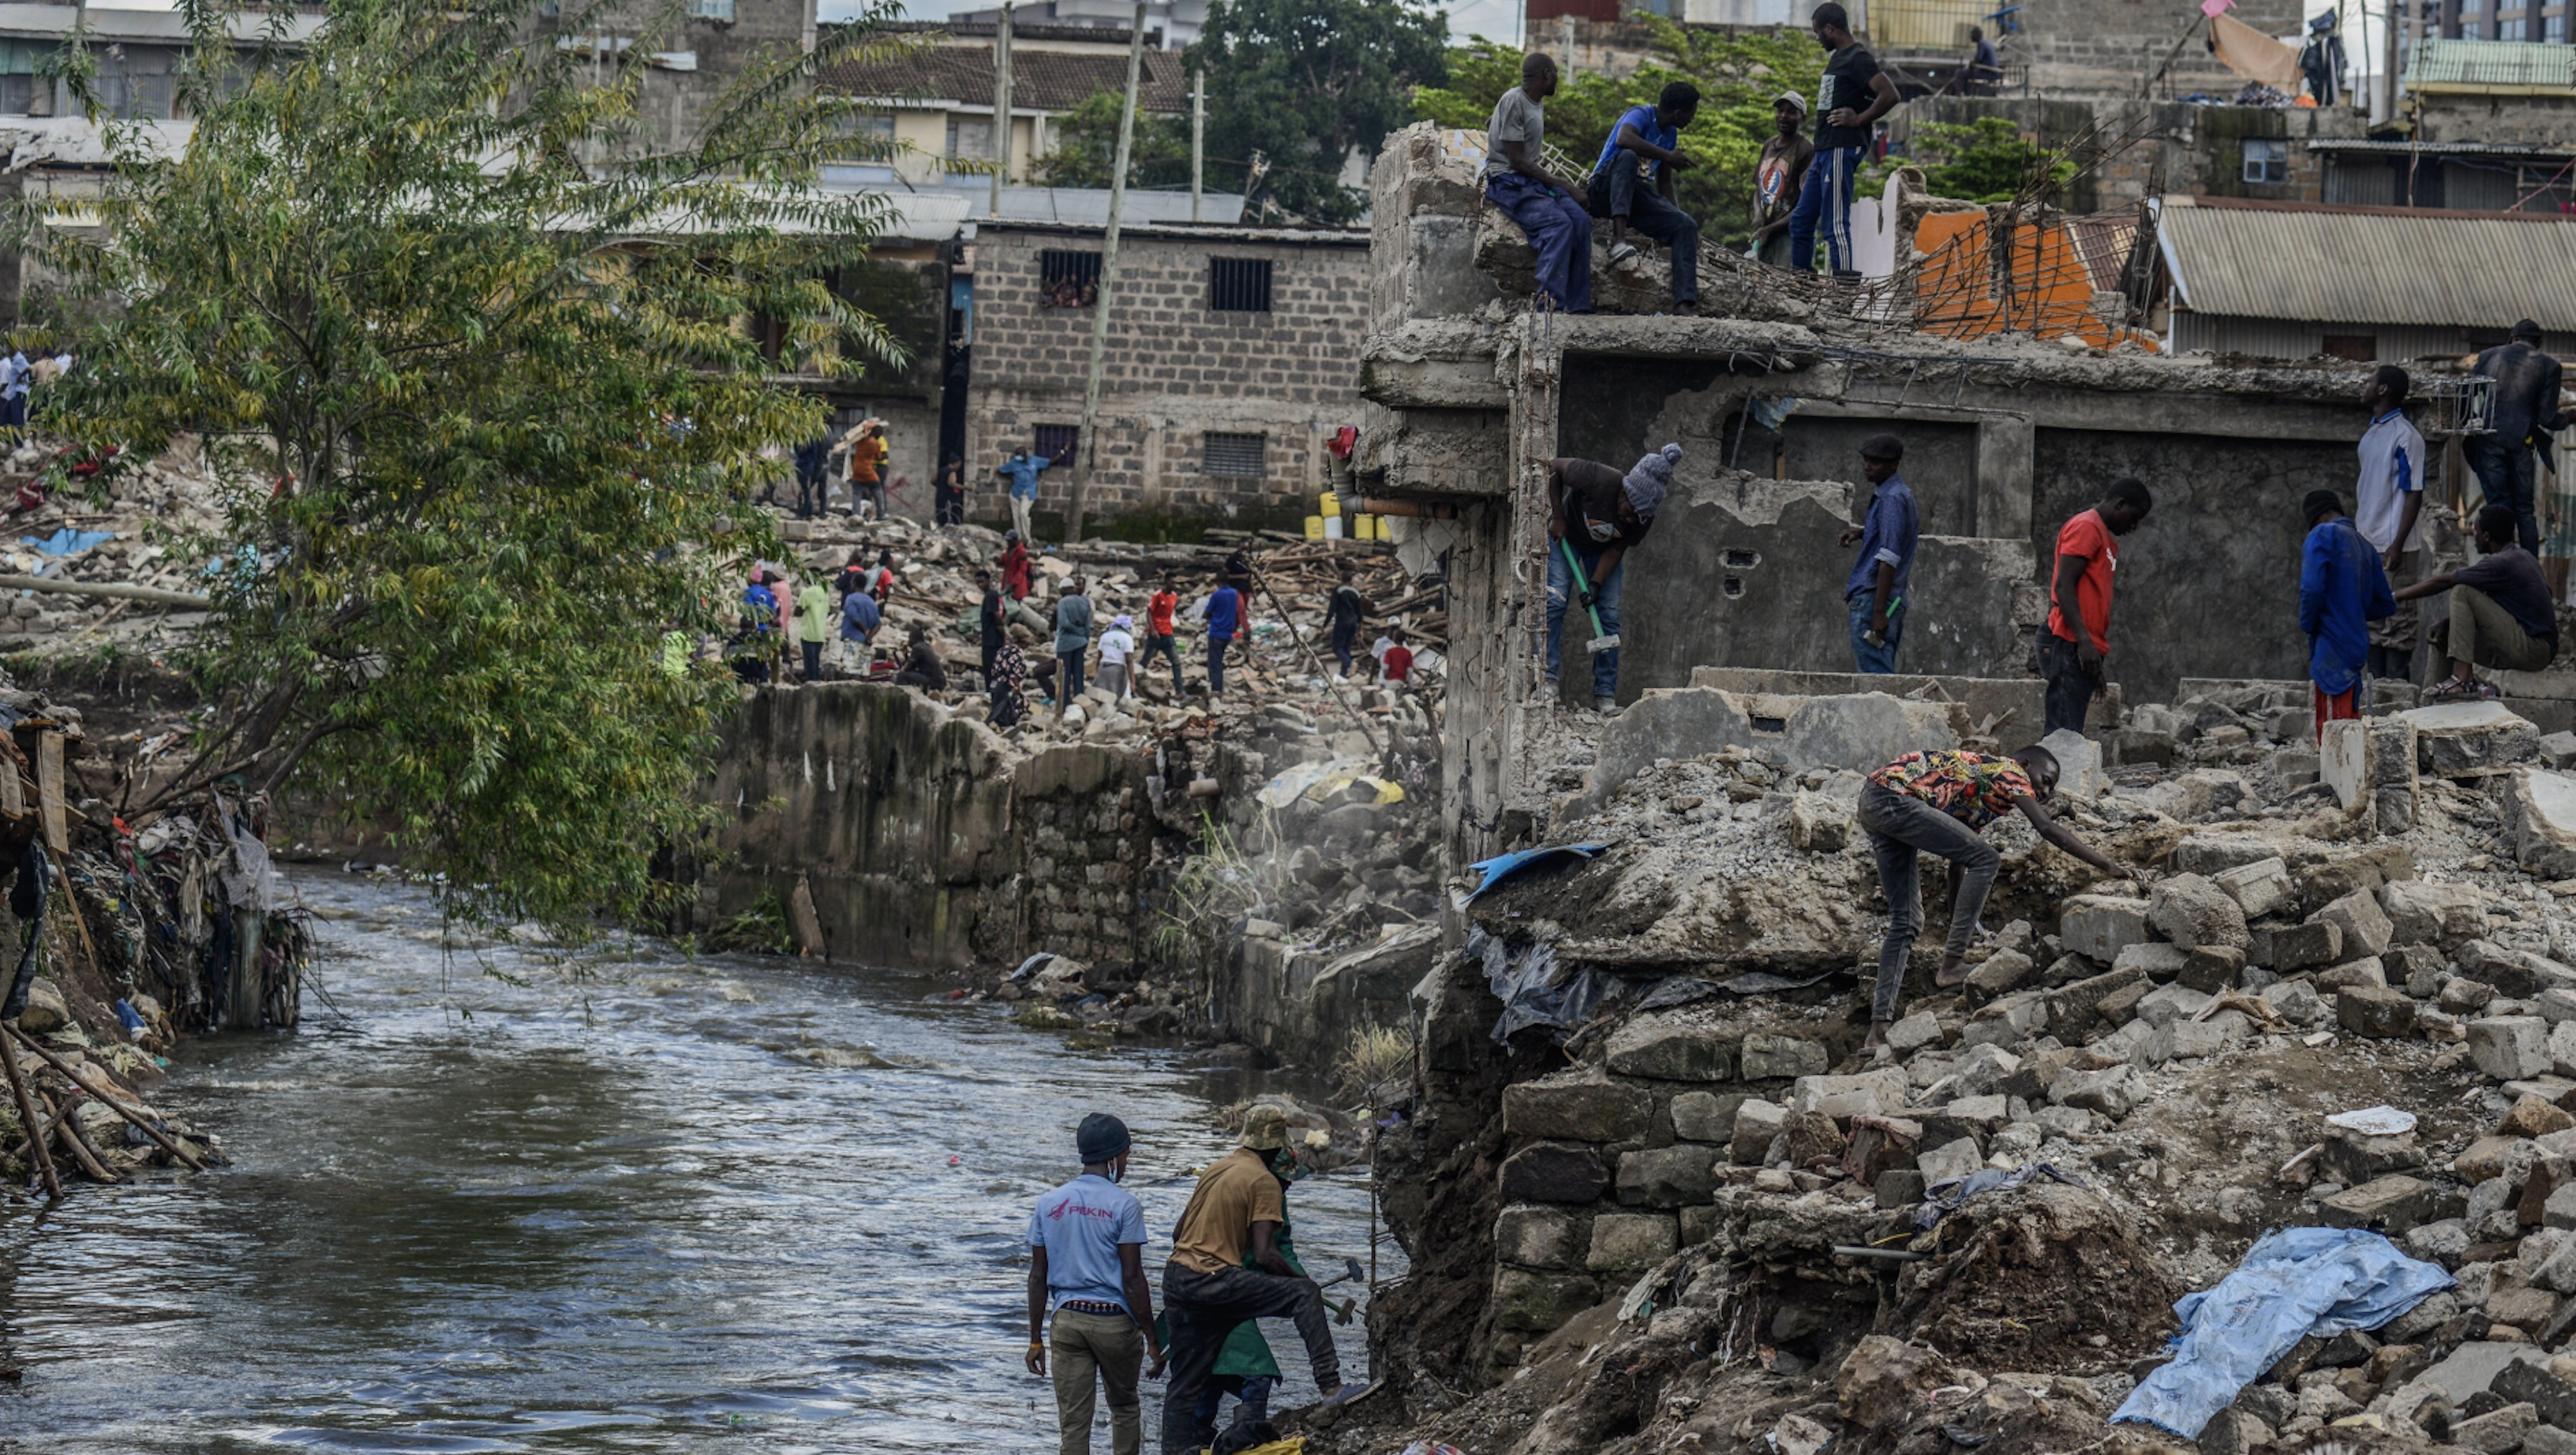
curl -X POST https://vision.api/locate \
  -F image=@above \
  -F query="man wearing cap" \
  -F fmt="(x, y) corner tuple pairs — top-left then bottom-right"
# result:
(1028, 1113), (1164, 1455)
(2470, 320), (2566, 556)
(1542, 443), (1678, 712)
(1748, 92), (1814, 269)
(1837, 433), (1917, 674)
(2298, 489), (2394, 739)
(1159, 1105), (1351, 1454)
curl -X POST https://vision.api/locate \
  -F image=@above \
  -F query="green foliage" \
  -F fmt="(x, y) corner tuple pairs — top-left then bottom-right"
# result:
(1413, 22), (1827, 245)
(1032, 87), (1192, 189)
(1900, 117), (2074, 204)
(18, 0), (915, 938)
(1189, 0), (1449, 224)
(706, 892), (795, 956)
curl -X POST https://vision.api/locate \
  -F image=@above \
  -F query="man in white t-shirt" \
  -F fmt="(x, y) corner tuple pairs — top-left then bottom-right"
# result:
(2353, 365), (2428, 683)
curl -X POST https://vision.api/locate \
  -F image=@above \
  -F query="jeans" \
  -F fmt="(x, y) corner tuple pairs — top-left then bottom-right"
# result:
(2440, 584), (2556, 673)
(1858, 782), (2001, 1022)
(1159, 1262), (1339, 1455)
(2468, 438), (2541, 554)
(1543, 541), (1623, 700)
(935, 485), (964, 526)
(1486, 172), (1592, 312)
(795, 468), (821, 518)
(1208, 635), (1231, 695)
(1012, 493), (1035, 543)
(1331, 619), (1358, 675)
(1050, 1307), (1145, 1455)
(1146, 633), (1184, 694)
(1788, 144), (1864, 275)
(2037, 628), (2098, 736)
(1193, 1373), (1279, 1437)
(1058, 651), (1087, 702)
(1848, 592), (1904, 674)
(1585, 151), (1698, 305)
(799, 639), (823, 681)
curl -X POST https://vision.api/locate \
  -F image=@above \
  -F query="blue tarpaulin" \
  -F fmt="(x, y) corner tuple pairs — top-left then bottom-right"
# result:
(22, 528), (111, 557)
(2112, 1226), (2454, 1438)
(1466, 843), (1607, 900)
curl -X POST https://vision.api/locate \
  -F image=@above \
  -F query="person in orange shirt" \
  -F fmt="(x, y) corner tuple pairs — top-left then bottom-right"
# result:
(1143, 572), (1184, 697)
(2039, 479), (2153, 736)
(846, 420), (889, 520)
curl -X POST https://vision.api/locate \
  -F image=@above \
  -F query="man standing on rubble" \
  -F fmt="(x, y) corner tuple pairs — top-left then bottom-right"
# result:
(1748, 92), (1814, 269)
(1837, 433), (1915, 674)
(980, 570), (1008, 686)
(2355, 365), (2429, 682)
(1790, 2), (1899, 281)
(1159, 1105), (1355, 1455)
(1001, 444), (1059, 544)
(1326, 564), (1368, 677)
(2039, 478), (2153, 736)
(2394, 502), (2560, 702)
(1544, 443), (1679, 713)
(2469, 320), (2566, 557)
(1206, 574), (1243, 698)
(1146, 573), (1185, 697)
(1056, 575), (1095, 708)
(2299, 489), (2394, 737)
(1859, 745), (2139, 1048)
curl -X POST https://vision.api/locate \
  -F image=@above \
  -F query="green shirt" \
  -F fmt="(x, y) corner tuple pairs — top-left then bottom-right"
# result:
(1156, 1218), (1305, 1381)
(796, 583), (830, 643)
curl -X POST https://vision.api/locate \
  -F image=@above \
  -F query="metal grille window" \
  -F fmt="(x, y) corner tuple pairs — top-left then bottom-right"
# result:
(1203, 432), (1267, 478)
(2242, 138), (2287, 185)
(1034, 425), (1080, 466)
(1208, 258), (1273, 313)
(1039, 250), (1102, 308)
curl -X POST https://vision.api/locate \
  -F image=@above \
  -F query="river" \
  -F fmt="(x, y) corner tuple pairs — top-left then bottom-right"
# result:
(0, 869), (1393, 1453)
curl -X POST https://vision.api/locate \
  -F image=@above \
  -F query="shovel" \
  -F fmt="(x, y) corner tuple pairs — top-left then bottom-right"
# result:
(1557, 537), (1620, 653)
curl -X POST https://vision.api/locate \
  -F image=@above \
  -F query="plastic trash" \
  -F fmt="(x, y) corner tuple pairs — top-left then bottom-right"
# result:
(2112, 1226), (2454, 1438)
(2324, 1105), (2417, 1137)
(112, 999), (145, 1037)
(1464, 843), (1608, 900)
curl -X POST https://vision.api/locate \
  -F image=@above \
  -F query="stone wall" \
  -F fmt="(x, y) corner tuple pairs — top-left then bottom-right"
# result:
(2009, 0), (2302, 99)
(1017, 745), (1154, 963)
(965, 224), (1371, 529)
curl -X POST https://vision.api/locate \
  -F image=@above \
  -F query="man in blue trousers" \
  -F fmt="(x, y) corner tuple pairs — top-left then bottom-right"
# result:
(1483, 51), (1590, 313)
(1544, 443), (1677, 712)
(1789, 2), (1898, 280)
(1586, 80), (1701, 313)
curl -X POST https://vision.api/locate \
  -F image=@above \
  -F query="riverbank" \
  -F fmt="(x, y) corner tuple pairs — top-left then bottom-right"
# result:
(0, 866), (1399, 1453)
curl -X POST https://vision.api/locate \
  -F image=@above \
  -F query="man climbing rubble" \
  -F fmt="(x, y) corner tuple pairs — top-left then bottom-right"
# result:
(1543, 443), (1677, 712)
(2039, 477), (2152, 736)
(1858, 745), (2138, 1049)
(2394, 502), (2560, 702)
(1159, 1105), (1356, 1454)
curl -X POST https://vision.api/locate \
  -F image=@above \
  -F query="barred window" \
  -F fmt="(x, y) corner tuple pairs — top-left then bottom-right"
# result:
(1204, 432), (1267, 478)
(1034, 425), (1080, 466)
(1209, 258), (1273, 313)
(1040, 250), (1102, 309)
(2241, 137), (2286, 185)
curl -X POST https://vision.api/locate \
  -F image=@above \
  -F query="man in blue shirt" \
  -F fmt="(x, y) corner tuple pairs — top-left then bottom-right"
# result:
(1837, 434), (1917, 673)
(1584, 81), (1702, 313)
(1205, 580), (1241, 698)
(2297, 489), (2393, 737)
(1000, 441), (1069, 544)
(1054, 574), (1095, 707)
(840, 585), (882, 671)
(1028, 1113), (1164, 1455)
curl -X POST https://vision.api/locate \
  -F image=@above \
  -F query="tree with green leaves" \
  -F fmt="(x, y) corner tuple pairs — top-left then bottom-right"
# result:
(1033, 88), (1191, 190)
(1413, 23), (1825, 245)
(17, 0), (912, 937)
(1895, 118), (2075, 204)
(1189, 0), (1448, 225)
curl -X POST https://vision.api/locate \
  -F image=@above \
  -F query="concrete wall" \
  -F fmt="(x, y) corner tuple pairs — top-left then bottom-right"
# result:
(698, 683), (1150, 970)
(2009, 0), (2301, 99)
(966, 224), (1369, 529)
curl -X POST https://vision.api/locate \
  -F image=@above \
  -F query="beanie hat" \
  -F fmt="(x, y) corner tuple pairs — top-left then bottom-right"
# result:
(1622, 443), (1682, 519)
(2301, 488), (2346, 525)
(1076, 1113), (1131, 1163)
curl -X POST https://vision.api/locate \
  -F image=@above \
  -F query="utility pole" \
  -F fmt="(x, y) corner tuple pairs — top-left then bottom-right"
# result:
(1191, 65), (1204, 223)
(991, 2), (1015, 214)
(1560, 13), (1574, 77)
(1065, 0), (1146, 544)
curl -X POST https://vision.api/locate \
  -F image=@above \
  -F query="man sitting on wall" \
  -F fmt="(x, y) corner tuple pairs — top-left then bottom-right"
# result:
(2396, 503), (2562, 702)
(1483, 51), (1591, 314)
(1586, 81), (1701, 314)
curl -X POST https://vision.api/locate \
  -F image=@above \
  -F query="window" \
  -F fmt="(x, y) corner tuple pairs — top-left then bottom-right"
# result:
(2499, 12), (2529, 36)
(1203, 432), (1267, 478)
(1039, 250), (1102, 308)
(2242, 137), (2287, 185)
(2462, 0), (2484, 15)
(834, 111), (897, 161)
(1208, 258), (1273, 313)
(2550, 11), (2568, 38)
(946, 117), (992, 162)
(2322, 335), (2377, 361)
(0, 77), (30, 117)
(687, 0), (736, 19)
(1034, 425), (1080, 467)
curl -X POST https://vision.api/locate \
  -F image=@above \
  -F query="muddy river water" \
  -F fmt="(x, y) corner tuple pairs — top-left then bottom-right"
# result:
(0, 869), (1392, 1453)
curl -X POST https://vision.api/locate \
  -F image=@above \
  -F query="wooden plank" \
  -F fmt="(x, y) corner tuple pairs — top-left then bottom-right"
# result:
(0, 745), (24, 818)
(36, 731), (63, 855)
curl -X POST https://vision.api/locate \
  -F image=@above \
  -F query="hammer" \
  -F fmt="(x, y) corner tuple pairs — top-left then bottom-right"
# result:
(1558, 538), (1619, 653)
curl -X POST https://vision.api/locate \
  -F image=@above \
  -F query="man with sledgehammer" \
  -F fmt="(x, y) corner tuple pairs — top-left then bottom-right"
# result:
(1543, 443), (1678, 713)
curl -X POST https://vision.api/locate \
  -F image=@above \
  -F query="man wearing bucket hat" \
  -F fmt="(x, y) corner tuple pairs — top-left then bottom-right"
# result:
(1159, 1104), (1354, 1454)
(1542, 443), (1678, 713)
(1837, 433), (1917, 674)
(1028, 1113), (1163, 1455)
(1748, 91), (1813, 268)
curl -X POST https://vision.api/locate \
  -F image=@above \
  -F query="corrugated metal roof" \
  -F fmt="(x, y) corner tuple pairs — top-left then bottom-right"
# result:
(2308, 138), (2576, 156)
(822, 43), (1193, 114)
(2155, 197), (2576, 331)
(2409, 37), (2576, 92)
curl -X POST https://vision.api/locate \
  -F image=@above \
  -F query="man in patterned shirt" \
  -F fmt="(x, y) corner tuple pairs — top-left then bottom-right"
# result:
(1859, 745), (2139, 1049)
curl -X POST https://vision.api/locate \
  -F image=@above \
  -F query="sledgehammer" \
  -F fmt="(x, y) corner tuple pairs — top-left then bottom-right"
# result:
(1558, 538), (1619, 653)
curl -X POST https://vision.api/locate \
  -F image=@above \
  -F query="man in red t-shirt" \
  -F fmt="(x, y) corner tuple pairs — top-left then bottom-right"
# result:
(1143, 571), (1185, 697)
(2041, 479), (2154, 737)
(1381, 626), (1414, 685)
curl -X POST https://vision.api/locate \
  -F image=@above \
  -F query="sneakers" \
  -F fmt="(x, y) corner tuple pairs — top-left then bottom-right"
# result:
(1608, 241), (1640, 264)
(1593, 695), (1619, 715)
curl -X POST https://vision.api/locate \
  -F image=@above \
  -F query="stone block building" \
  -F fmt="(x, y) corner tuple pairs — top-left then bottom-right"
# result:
(960, 220), (1370, 532)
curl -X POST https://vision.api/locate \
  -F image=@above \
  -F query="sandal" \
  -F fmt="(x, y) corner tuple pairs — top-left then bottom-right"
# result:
(2425, 675), (2499, 704)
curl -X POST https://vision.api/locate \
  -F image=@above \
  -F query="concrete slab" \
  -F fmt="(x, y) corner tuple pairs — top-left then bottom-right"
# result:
(2040, 728), (2110, 799)
(2323, 718), (2368, 811)
(1582, 686), (1962, 811)
(1687, 668), (2125, 739)
(2397, 701), (2542, 778)
(2503, 769), (2576, 881)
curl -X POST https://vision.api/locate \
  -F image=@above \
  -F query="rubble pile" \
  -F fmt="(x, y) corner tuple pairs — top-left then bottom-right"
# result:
(0, 436), (227, 659)
(1340, 684), (2576, 1455)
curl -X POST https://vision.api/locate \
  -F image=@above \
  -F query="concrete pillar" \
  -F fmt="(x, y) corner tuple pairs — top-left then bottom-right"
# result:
(1975, 413), (2035, 542)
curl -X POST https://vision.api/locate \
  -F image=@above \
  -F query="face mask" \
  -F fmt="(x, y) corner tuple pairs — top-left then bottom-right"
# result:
(1587, 516), (1618, 543)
